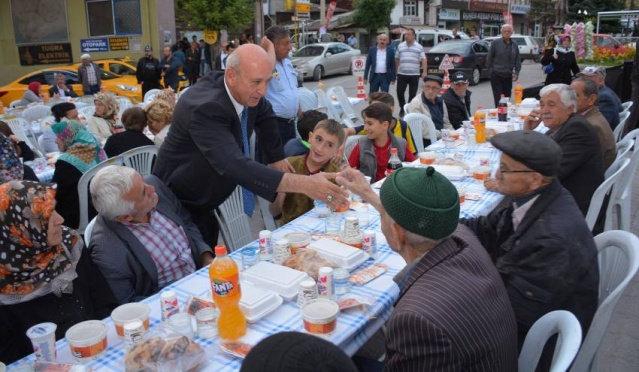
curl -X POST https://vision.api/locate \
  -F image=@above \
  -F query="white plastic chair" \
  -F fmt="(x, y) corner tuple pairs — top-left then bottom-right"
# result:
(298, 87), (319, 112)
(609, 136), (633, 170)
(5, 117), (42, 156)
(314, 88), (342, 122)
(75, 95), (95, 105)
(117, 97), (133, 117)
(214, 186), (253, 253)
(77, 156), (124, 234)
(605, 141), (639, 231)
(570, 230), (639, 372)
(22, 105), (51, 123)
(403, 103), (411, 115)
(327, 85), (360, 125)
(403, 113), (437, 146)
(519, 310), (583, 372)
(248, 133), (278, 231)
(83, 216), (97, 247)
(344, 135), (363, 159)
(9, 100), (22, 108)
(121, 145), (158, 176)
(620, 101), (632, 113)
(143, 89), (162, 104)
(77, 105), (95, 120)
(404, 117), (425, 153)
(584, 157), (629, 231)
(613, 111), (630, 142)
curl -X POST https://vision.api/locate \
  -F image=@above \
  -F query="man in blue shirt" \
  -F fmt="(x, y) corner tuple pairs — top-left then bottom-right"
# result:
(577, 66), (622, 130)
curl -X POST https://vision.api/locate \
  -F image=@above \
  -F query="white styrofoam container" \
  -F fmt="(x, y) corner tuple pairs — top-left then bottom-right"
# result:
(239, 281), (283, 323)
(241, 261), (310, 302)
(307, 238), (369, 271)
(430, 164), (466, 181)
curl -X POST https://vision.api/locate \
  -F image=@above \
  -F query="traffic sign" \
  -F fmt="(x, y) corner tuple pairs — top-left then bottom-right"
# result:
(351, 56), (366, 77)
(438, 54), (455, 71)
(203, 30), (218, 44)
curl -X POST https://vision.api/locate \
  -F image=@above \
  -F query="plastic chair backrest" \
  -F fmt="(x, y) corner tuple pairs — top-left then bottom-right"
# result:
(214, 187), (253, 253)
(570, 230), (639, 371)
(609, 137), (633, 171)
(22, 105), (52, 123)
(403, 113), (437, 146)
(313, 88), (342, 121)
(613, 111), (630, 142)
(78, 105), (96, 119)
(83, 216), (97, 247)
(298, 87), (319, 112)
(403, 103), (411, 115)
(9, 100), (22, 108)
(605, 142), (639, 231)
(585, 157), (629, 231)
(404, 116), (425, 153)
(76, 156), (124, 234)
(344, 135), (363, 159)
(75, 95), (95, 104)
(328, 85), (359, 122)
(248, 133), (278, 231)
(117, 97), (133, 117)
(519, 310), (583, 372)
(5, 117), (41, 155)
(144, 89), (161, 104)
(121, 145), (158, 176)
(620, 101), (632, 113)
(621, 128), (639, 150)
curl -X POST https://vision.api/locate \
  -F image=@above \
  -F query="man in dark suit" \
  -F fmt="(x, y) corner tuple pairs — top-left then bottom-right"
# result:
(153, 42), (349, 247)
(49, 73), (78, 98)
(89, 166), (213, 304)
(199, 39), (212, 77)
(524, 83), (604, 214)
(337, 167), (518, 371)
(363, 33), (395, 93)
(462, 130), (599, 368)
(442, 71), (472, 129)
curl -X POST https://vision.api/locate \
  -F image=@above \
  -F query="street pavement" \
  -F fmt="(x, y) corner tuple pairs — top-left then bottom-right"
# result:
(246, 60), (639, 369)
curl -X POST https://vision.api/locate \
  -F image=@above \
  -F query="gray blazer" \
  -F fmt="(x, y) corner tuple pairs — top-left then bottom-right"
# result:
(89, 175), (212, 304)
(77, 62), (102, 94)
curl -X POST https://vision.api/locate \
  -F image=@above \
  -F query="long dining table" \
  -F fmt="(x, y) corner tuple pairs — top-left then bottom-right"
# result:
(10, 134), (505, 371)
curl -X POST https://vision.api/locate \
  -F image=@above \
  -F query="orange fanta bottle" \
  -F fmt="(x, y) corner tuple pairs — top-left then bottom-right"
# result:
(209, 245), (246, 340)
(474, 105), (486, 143)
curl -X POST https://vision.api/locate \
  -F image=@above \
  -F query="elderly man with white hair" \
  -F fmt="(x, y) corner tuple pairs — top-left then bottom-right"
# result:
(524, 83), (604, 214)
(486, 24), (521, 107)
(89, 166), (213, 304)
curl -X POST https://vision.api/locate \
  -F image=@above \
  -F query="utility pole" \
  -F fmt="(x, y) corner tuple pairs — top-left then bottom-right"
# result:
(321, 0), (326, 27)
(255, 0), (264, 41)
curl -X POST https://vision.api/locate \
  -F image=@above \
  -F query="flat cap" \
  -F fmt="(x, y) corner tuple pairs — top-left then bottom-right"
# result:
(491, 130), (562, 176)
(423, 75), (443, 85)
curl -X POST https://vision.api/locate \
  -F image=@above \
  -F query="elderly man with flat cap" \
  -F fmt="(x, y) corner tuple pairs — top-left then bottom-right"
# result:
(406, 75), (453, 147)
(524, 83), (604, 214)
(442, 71), (472, 129)
(462, 130), (599, 357)
(338, 167), (518, 371)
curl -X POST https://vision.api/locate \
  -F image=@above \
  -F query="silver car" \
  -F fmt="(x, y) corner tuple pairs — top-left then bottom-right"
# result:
(291, 42), (361, 81)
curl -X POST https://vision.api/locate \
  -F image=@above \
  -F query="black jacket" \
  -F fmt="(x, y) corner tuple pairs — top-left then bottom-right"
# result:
(136, 56), (162, 85)
(52, 160), (97, 229)
(461, 179), (599, 346)
(541, 47), (580, 85)
(103, 130), (154, 157)
(442, 88), (471, 129)
(48, 85), (78, 98)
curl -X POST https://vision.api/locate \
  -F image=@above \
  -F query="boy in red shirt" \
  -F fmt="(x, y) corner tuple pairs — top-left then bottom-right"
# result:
(348, 103), (416, 182)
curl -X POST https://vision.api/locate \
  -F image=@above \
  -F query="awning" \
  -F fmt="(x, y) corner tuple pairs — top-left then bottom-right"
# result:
(390, 27), (408, 34)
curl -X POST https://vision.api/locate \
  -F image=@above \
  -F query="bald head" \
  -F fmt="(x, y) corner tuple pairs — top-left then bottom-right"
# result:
(225, 44), (276, 107)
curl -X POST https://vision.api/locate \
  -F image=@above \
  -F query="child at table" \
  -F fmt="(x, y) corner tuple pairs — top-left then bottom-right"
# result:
(270, 119), (345, 224)
(348, 103), (416, 182)
(283, 109), (328, 157)
(345, 92), (418, 155)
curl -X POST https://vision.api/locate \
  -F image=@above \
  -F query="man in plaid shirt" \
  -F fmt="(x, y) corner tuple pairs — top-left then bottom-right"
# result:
(89, 166), (213, 304)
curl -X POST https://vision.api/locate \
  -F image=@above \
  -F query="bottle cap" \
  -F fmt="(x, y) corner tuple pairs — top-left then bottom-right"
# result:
(477, 105), (483, 109)
(391, 148), (398, 154)
(214, 245), (227, 256)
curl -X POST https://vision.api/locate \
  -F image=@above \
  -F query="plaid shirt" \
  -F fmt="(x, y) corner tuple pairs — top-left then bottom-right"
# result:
(87, 64), (98, 86)
(123, 209), (196, 287)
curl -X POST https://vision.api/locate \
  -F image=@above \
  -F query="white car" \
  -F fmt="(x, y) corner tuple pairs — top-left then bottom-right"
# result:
(291, 42), (361, 81)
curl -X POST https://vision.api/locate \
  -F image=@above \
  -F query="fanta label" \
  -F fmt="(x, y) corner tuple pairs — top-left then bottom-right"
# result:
(212, 278), (236, 296)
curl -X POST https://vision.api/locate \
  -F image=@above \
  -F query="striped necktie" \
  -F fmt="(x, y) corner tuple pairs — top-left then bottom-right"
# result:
(240, 107), (255, 216)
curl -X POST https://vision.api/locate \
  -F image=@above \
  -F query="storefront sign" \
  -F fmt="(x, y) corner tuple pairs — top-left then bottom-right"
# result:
(109, 37), (129, 51)
(462, 11), (504, 22)
(439, 8), (461, 21)
(469, 0), (508, 13)
(400, 16), (422, 25)
(80, 38), (108, 53)
(510, 4), (531, 14)
(18, 43), (73, 66)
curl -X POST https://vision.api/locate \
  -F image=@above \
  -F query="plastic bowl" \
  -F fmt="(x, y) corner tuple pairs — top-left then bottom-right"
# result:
(301, 299), (339, 335)
(284, 232), (311, 255)
(111, 302), (150, 338)
(65, 320), (108, 360)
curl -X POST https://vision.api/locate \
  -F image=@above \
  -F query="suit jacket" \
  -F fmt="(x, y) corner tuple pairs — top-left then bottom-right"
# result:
(153, 72), (285, 211)
(549, 113), (604, 214)
(384, 225), (518, 372)
(48, 84), (78, 98)
(77, 62), (102, 94)
(583, 107), (617, 169)
(442, 88), (471, 129)
(598, 86), (622, 129)
(214, 52), (228, 71)
(89, 175), (212, 304)
(364, 46), (396, 82)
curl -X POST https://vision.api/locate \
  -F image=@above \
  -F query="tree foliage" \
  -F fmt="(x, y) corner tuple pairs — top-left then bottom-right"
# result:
(176, 0), (254, 32)
(353, 0), (396, 43)
(528, 0), (557, 30)
(567, 0), (624, 33)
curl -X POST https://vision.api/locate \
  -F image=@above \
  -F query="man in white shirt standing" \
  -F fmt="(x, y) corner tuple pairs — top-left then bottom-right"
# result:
(395, 28), (427, 117)
(363, 33), (395, 94)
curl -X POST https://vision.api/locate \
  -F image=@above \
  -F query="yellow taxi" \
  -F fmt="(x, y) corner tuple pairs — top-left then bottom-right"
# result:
(0, 65), (142, 107)
(92, 58), (188, 92)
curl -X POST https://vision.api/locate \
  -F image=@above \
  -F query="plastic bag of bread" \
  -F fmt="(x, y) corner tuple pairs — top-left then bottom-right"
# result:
(124, 332), (205, 372)
(282, 249), (339, 280)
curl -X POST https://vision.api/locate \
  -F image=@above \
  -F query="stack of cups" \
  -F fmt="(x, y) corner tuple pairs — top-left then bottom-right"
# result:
(26, 323), (57, 362)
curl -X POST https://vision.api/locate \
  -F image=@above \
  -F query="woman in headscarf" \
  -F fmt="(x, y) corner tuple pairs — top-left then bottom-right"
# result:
(541, 35), (580, 86)
(0, 121), (35, 161)
(51, 120), (107, 228)
(17, 82), (43, 107)
(0, 180), (117, 364)
(87, 92), (120, 142)
(145, 98), (173, 147)
(0, 133), (38, 182)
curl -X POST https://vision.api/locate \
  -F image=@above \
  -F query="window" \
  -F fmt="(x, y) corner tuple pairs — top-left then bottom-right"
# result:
(19, 73), (48, 86)
(418, 34), (434, 48)
(86, 0), (142, 37)
(404, 0), (416, 16)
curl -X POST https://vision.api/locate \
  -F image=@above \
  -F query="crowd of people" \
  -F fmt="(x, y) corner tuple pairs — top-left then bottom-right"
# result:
(0, 22), (636, 370)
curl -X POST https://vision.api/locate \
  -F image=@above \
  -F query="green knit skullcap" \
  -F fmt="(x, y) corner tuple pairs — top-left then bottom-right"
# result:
(380, 167), (459, 240)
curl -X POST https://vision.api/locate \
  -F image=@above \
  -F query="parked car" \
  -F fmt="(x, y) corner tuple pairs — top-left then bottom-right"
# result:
(401, 28), (467, 53)
(291, 42), (360, 81)
(425, 39), (491, 86)
(89, 58), (188, 91)
(484, 34), (541, 62)
(0, 66), (141, 107)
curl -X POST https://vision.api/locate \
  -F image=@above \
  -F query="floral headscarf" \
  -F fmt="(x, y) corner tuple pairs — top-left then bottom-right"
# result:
(93, 92), (120, 127)
(51, 120), (107, 174)
(0, 180), (82, 304)
(28, 82), (41, 96)
(0, 133), (23, 183)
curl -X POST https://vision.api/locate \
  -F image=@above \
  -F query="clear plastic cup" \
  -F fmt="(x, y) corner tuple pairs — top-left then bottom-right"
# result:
(241, 246), (259, 270)
(325, 214), (341, 235)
